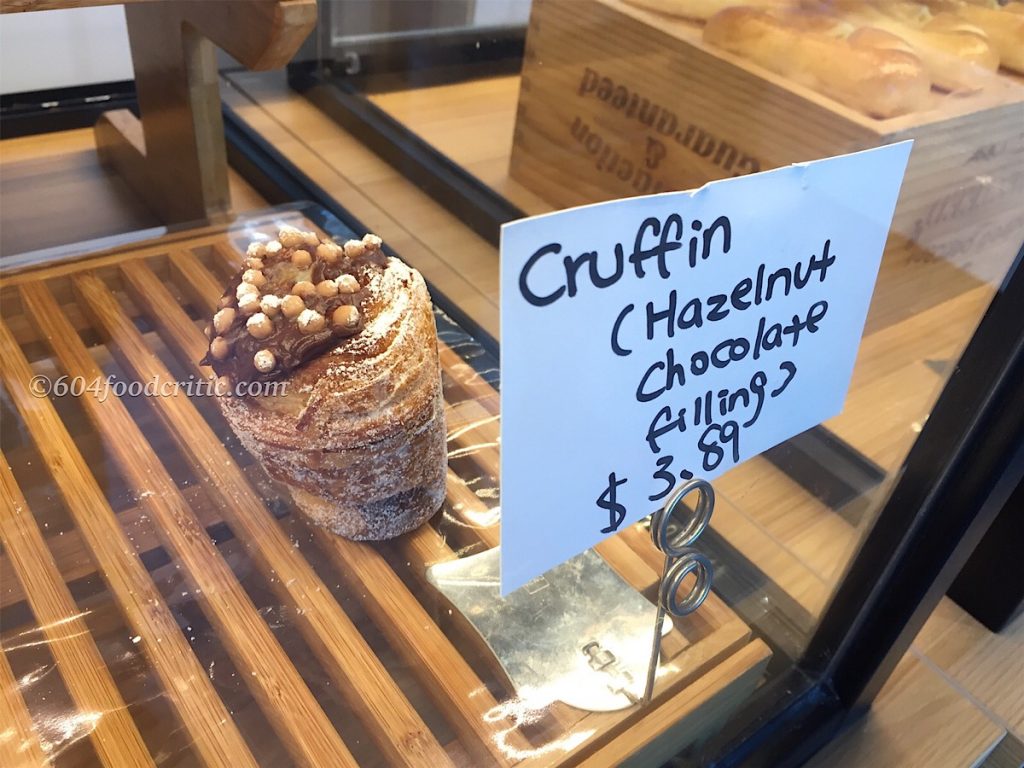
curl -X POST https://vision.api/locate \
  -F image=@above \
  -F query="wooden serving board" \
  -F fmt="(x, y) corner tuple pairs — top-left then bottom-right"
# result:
(512, 0), (1024, 285)
(0, 207), (769, 767)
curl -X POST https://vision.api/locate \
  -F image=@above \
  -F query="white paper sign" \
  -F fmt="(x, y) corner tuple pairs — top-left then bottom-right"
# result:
(498, 142), (912, 595)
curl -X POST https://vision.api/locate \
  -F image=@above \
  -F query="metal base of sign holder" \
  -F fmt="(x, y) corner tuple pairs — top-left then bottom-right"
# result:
(427, 479), (716, 713)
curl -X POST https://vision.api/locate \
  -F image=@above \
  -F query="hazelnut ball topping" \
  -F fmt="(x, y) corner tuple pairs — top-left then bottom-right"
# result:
(237, 293), (261, 316)
(247, 312), (274, 340)
(253, 349), (276, 373)
(281, 294), (305, 319)
(278, 226), (305, 248)
(332, 304), (359, 329)
(316, 242), (342, 263)
(336, 274), (359, 294)
(316, 279), (338, 298)
(297, 308), (326, 334)
(210, 336), (231, 360)
(201, 225), (381, 386)
(236, 281), (259, 300)
(213, 307), (236, 334)
(342, 239), (365, 259)
(242, 269), (266, 288)
(260, 294), (282, 317)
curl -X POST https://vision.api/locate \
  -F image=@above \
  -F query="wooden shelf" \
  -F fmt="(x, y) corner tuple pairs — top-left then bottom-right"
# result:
(0, 207), (768, 766)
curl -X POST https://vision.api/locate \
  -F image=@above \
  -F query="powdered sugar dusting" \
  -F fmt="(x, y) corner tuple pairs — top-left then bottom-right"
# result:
(326, 258), (411, 371)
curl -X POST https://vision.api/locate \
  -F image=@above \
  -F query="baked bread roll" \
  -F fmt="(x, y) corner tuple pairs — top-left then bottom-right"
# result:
(622, 0), (795, 21)
(202, 226), (447, 540)
(704, 8), (932, 117)
(810, 1), (999, 92)
(925, 0), (1024, 73)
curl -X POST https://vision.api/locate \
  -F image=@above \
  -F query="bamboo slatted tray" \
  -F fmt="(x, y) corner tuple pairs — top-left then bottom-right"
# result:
(511, 0), (1024, 284)
(0, 205), (769, 767)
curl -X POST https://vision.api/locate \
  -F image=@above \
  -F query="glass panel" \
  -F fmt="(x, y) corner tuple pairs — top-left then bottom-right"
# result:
(2, 1), (1021, 766)
(272, 0), (1023, 626)
(220, 0), (1023, 749)
(226, 1), (1020, 758)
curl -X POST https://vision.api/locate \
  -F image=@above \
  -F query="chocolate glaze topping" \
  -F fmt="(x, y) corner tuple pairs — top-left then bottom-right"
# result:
(201, 227), (387, 387)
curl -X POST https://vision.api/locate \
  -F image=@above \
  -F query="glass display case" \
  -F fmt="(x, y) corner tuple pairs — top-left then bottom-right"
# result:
(1, 1), (1022, 766)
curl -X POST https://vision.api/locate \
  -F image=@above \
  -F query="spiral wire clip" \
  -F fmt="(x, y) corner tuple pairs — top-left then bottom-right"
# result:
(641, 478), (715, 705)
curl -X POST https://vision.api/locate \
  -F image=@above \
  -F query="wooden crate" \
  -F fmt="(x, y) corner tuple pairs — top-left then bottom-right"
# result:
(511, 0), (1024, 284)
(0, 207), (769, 767)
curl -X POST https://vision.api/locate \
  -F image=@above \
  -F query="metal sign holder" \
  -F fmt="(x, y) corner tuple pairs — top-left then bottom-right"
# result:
(427, 478), (717, 713)
(641, 477), (716, 705)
